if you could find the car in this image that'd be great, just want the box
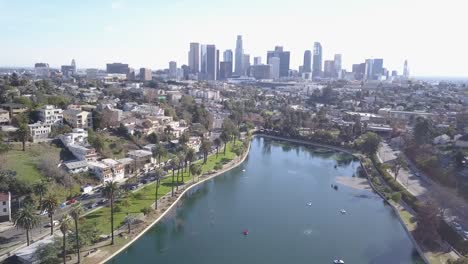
[44,220,60,227]
[141,179,148,184]
[453,222,463,231]
[97,199,108,205]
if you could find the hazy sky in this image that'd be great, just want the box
[0,0,467,77]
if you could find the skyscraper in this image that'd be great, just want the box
[365,59,373,80]
[235,35,244,76]
[139,68,152,81]
[303,50,312,73]
[219,61,233,80]
[372,59,384,79]
[106,63,129,74]
[200,45,207,78]
[254,57,262,65]
[269,57,280,80]
[324,60,335,78]
[403,60,410,79]
[223,50,233,62]
[312,42,322,79]
[267,46,290,77]
[169,61,177,79]
[206,45,217,80]
[188,43,200,73]
[243,54,250,76]
[334,54,342,78]
[71,59,76,74]
[216,49,220,80]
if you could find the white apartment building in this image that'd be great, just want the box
[63,109,93,129]
[38,105,63,125]
[88,159,125,183]
[59,128,98,161]
[0,192,11,222]
[28,122,52,143]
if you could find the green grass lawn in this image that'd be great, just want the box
[2,143,62,183]
[85,141,242,234]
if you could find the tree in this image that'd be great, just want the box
[177,152,185,187]
[185,148,196,176]
[151,144,167,166]
[103,181,119,245]
[125,214,136,234]
[154,169,164,210]
[391,153,408,181]
[190,163,202,182]
[220,131,230,155]
[41,194,59,236]
[170,157,179,196]
[16,123,29,151]
[358,132,381,156]
[413,117,433,145]
[214,138,222,157]
[36,243,60,264]
[13,204,40,246]
[88,131,104,153]
[69,203,84,263]
[33,181,48,208]
[200,139,211,164]
[146,132,159,144]
[179,132,189,146]
[414,201,441,246]
[60,215,72,264]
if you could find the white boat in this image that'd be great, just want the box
[306,202,312,206]
[340,209,346,214]
[242,169,246,172]
[334,260,345,264]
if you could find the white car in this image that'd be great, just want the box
[44,220,60,227]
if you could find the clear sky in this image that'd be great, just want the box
[0,0,466,77]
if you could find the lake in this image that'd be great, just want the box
[108,137,422,264]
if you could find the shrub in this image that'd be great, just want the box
[140,206,153,216]
[391,192,402,203]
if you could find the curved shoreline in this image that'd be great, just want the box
[99,140,252,264]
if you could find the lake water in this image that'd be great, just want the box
[108,137,422,264]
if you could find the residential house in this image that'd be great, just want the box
[63,109,93,129]
[0,109,10,124]
[99,104,122,127]
[88,159,124,183]
[127,149,154,169]
[0,192,11,222]
[63,160,89,174]
[37,105,63,125]
[0,103,28,119]
[59,128,98,161]
[28,122,52,143]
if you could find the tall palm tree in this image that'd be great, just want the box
[103,181,119,245]
[69,203,84,263]
[190,163,202,182]
[220,131,230,155]
[200,140,211,164]
[33,181,48,209]
[185,148,196,177]
[154,169,164,210]
[60,215,72,264]
[169,157,179,196]
[16,123,29,151]
[177,152,185,188]
[13,204,40,246]
[41,194,58,235]
[214,138,222,157]
[151,144,167,167]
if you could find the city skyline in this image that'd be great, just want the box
[0,0,466,77]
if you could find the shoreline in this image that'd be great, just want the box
[98,139,252,264]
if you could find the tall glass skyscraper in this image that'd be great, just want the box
[312,42,322,79]
[303,50,312,73]
[235,35,244,76]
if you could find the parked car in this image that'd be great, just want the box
[44,220,60,227]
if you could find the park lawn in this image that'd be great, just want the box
[3,143,61,183]
[85,141,243,234]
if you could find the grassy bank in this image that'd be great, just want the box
[85,141,241,234]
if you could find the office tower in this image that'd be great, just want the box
[181,65,190,80]
[266,46,290,77]
[223,50,233,62]
[200,45,207,78]
[106,63,130,74]
[334,54,342,78]
[365,59,373,80]
[219,61,233,80]
[391,70,398,77]
[206,45,217,80]
[243,54,250,76]
[169,61,177,79]
[372,59,384,79]
[139,68,152,81]
[312,42,322,79]
[235,35,244,75]
[303,50,312,73]
[269,57,280,79]
[254,57,262,65]
[352,63,366,80]
[127,68,136,80]
[34,63,50,77]
[71,59,76,73]
[216,49,220,80]
[188,43,200,73]
[251,64,271,80]
[324,60,335,78]
[403,60,409,79]
[86,68,98,79]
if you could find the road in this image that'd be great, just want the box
[378,142,468,228]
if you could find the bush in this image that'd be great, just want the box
[140,206,153,216]
[391,192,402,203]
[114,205,122,213]
[214,163,223,170]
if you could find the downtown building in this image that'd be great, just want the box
[235,35,244,76]
[139,68,152,81]
[312,42,322,79]
[188,42,200,73]
[106,63,130,74]
[266,46,290,78]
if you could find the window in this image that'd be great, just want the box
[2,201,5,205]
[2,208,6,212]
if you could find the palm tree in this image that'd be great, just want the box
[125,214,136,234]
[177,152,185,188]
[60,215,72,264]
[103,181,119,245]
[151,144,167,167]
[169,157,179,196]
[16,123,29,151]
[220,132,230,155]
[154,169,164,210]
[185,148,196,177]
[13,204,40,246]
[200,140,211,164]
[69,203,84,263]
[41,194,58,235]
[33,181,48,209]
[190,163,202,182]
[214,138,222,157]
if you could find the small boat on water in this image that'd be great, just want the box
[242,169,246,172]
[242,229,249,235]
[306,202,312,206]
[333,260,345,264]
[340,209,347,214]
